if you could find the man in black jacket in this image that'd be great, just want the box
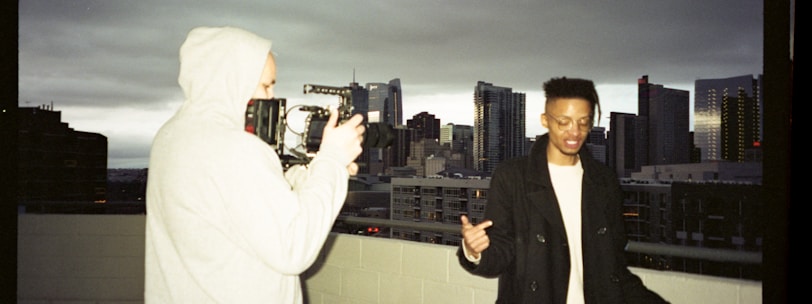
[458,77,668,304]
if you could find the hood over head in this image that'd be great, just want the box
[177,26,273,129]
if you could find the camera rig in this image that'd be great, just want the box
[245,84,394,169]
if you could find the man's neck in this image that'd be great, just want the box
[548,154,579,166]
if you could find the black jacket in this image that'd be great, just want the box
[458,134,668,304]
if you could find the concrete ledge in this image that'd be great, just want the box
[17,214,762,304]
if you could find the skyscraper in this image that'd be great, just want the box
[473,81,526,173]
[365,78,403,175]
[607,112,644,178]
[404,111,442,177]
[638,75,691,166]
[407,111,441,140]
[694,75,763,162]
[440,123,474,169]
[586,126,607,164]
[366,78,403,127]
[348,81,373,174]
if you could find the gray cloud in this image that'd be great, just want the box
[18,0,764,167]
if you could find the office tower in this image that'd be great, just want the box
[405,138,442,177]
[638,75,691,166]
[365,79,403,175]
[407,111,441,141]
[440,123,474,169]
[383,127,413,174]
[18,106,107,203]
[405,112,446,176]
[586,126,607,164]
[348,81,369,118]
[607,112,645,178]
[587,126,607,145]
[473,81,526,173]
[439,124,454,147]
[689,132,701,163]
[346,81,375,174]
[366,78,403,127]
[694,75,763,162]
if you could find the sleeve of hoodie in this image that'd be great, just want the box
[216,132,350,275]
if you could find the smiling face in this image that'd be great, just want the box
[541,97,593,166]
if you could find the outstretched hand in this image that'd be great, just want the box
[318,108,365,174]
[460,215,493,259]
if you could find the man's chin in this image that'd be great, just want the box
[562,145,583,155]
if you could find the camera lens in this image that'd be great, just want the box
[363,123,394,148]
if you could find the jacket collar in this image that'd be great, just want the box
[528,133,595,187]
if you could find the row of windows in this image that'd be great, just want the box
[392,186,487,199]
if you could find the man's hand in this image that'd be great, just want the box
[319,109,365,175]
[346,162,359,176]
[460,215,493,259]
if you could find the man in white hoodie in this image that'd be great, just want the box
[145,26,365,303]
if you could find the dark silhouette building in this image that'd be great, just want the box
[638,75,691,166]
[607,112,645,178]
[18,106,107,204]
[669,181,763,280]
[407,111,441,141]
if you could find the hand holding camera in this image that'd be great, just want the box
[319,108,365,168]
[245,83,394,169]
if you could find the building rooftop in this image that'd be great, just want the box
[17,213,766,303]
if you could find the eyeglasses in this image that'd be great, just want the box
[545,113,593,131]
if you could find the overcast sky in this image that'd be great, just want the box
[18,0,765,168]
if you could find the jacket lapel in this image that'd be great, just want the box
[526,134,568,240]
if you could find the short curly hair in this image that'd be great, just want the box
[543,77,602,126]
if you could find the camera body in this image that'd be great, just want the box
[245,84,394,168]
[244,97,286,152]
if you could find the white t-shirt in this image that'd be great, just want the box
[549,159,585,304]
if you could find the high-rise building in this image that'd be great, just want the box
[348,81,369,118]
[439,124,454,147]
[405,138,442,177]
[381,127,413,175]
[347,81,374,174]
[18,106,107,203]
[607,112,644,178]
[364,78,403,175]
[473,81,526,173]
[407,111,441,141]
[366,78,403,127]
[586,126,607,164]
[440,123,474,169]
[694,75,763,162]
[638,75,691,166]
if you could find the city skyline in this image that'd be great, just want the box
[18,1,764,168]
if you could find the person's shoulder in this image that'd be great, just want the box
[490,155,532,180]
[582,156,617,178]
[497,155,531,169]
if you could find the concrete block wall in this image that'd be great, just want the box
[303,233,764,304]
[17,214,762,304]
[303,234,498,303]
[17,214,146,304]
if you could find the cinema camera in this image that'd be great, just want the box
[245,84,395,168]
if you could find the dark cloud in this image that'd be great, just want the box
[18,0,764,167]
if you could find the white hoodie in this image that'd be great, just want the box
[145,26,350,303]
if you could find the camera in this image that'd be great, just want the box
[245,84,395,168]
